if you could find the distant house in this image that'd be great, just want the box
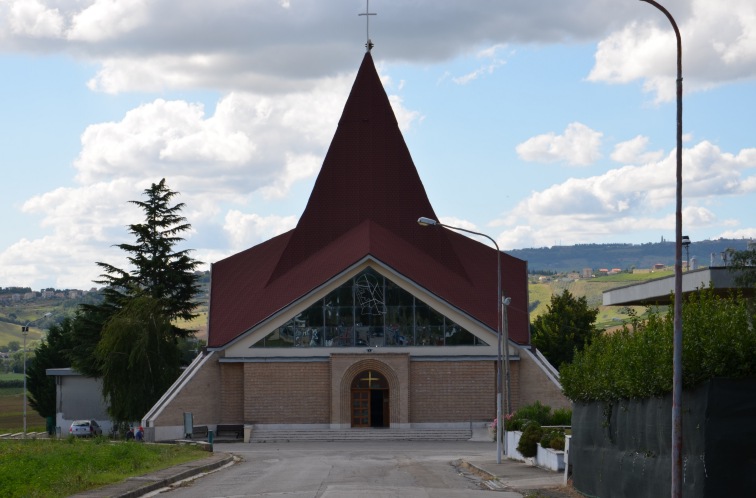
[653,263,666,270]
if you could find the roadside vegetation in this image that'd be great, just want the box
[0,438,208,498]
[561,288,756,402]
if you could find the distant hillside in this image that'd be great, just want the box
[505,238,753,273]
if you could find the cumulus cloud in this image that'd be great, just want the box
[0,63,422,288]
[516,122,603,166]
[496,141,756,249]
[611,136,664,164]
[223,211,297,252]
[67,0,148,42]
[2,1,752,98]
[8,0,63,38]
[589,0,756,102]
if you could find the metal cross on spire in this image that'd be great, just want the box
[359,0,376,52]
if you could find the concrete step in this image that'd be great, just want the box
[249,428,473,443]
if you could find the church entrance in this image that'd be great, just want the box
[351,370,389,428]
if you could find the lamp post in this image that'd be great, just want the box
[682,235,690,271]
[21,324,29,438]
[639,2,683,496]
[502,296,512,416]
[417,216,506,463]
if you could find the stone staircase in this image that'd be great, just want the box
[249,428,473,443]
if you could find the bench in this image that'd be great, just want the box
[216,424,244,440]
[191,425,209,439]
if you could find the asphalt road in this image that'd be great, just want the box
[151,440,516,497]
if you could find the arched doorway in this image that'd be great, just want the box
[351,370,389,428]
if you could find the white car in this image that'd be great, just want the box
[69,419,103,437]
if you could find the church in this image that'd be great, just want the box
[143,46,567,441]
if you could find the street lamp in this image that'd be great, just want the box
[502,296,512,416]
[21,324,29,438]
[417,216,507,463]
[682,235,690,271]
[639,2,684,496]
[21,313,51,438]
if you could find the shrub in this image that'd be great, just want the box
[549,434,566,451]
[561,288,756,403]
[551,408,572,426]
[517,421,543,457]
[504,401,572,431]
[539,428,565,450]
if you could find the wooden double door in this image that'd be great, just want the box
[351,370,389,428]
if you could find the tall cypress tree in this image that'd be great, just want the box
[71,179,203,422]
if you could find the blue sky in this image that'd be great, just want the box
[1,0,755,290]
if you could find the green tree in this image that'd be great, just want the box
[531,290,600,370]
[95,296,181,422]
[27,318,75,419]
[726,246,756,288]
[69,179,202,377]
[98,178,201,323]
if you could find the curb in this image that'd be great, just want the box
[69,452,236,498]
[459,460,497,481]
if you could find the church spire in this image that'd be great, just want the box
[268,52,467,282]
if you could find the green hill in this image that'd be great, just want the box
[507,237,751,273]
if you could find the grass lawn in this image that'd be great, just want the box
[0,438,209,498]
[0,377,47,433]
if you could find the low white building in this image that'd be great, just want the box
[46,368,112,436]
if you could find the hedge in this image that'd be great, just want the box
[561,288,756,403]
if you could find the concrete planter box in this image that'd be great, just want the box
[505,430,525,461]
[537,444,565,471]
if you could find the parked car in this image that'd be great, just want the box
[69,419,103,437]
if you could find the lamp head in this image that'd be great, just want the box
[681,235,691,246]
[417,217,438,227]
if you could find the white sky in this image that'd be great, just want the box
[1,0,755,290]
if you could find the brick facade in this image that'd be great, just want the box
[409,360,495,423]
[148,347,567,433]
[518,349,571,410]
[151,352,221,427]
[220,363,244,423]
[244,361,331,424]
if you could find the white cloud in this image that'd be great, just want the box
[9,0,64,38]
[496,140,756,248]
[223,210,297,252]
[516,122,603,166]
[0,59,424,288]
[611,135,664,164]
[589,0,756,102]
[67,0,148,42]
[452,44,508,85]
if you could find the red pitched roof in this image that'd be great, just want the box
[208,52,528,348]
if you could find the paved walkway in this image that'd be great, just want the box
[70,445,567,498]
